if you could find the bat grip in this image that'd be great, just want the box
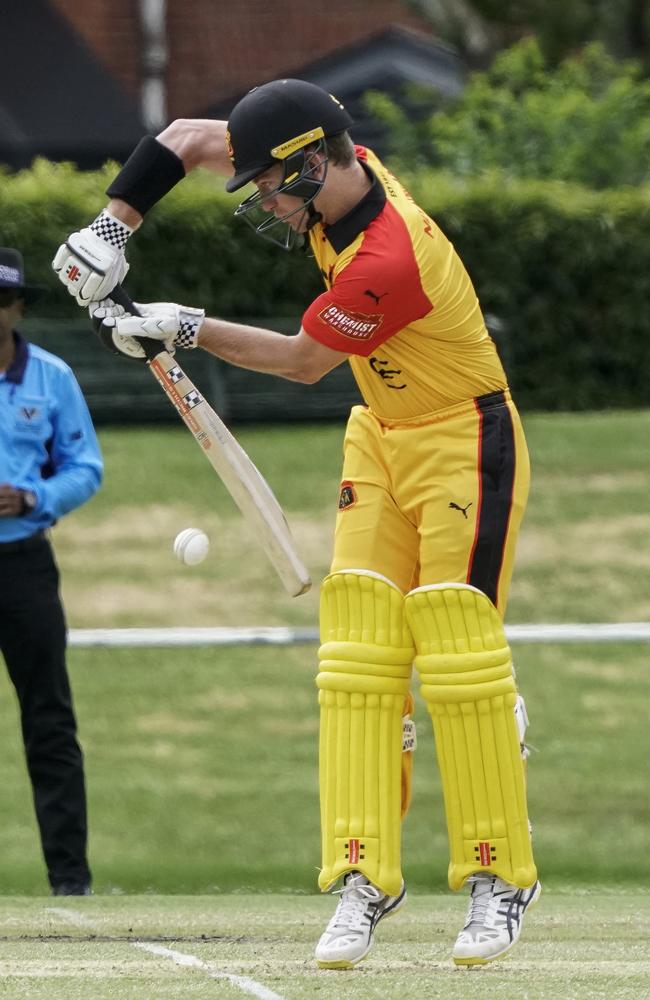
[109,284,163,362]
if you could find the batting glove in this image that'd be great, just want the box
[52,210,133,306]
[90,299,205,361]
[90,298,144,361]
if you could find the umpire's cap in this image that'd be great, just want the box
[0,248,44,303]
[225,79,353,193]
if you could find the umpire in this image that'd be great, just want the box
[0,247,103,895]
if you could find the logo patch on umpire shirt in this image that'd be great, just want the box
[318,304,382,341]
[339,481,357,510]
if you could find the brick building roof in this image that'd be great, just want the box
[49,0,442,119]
[3,1,460,167]
[0,0,144,168]
[203,26,464,153]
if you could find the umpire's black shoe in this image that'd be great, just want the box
[52,882,92,896]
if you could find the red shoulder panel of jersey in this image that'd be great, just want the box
[302,202,433,357]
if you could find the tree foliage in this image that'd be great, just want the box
[3,158,650,412]
[410,0,650,69]
[367,39,650,187]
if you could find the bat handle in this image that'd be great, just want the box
[109,284,163,362]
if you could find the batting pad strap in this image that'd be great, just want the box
[405,584,537,892]
[106,136,186,216]
[317,572,414,897]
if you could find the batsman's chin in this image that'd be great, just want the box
[275,210,308,234]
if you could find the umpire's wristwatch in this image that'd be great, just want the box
[20,490,37,516]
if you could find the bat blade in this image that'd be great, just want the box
[149,351,311,597]
[108,285,311,597]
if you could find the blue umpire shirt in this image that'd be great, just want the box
[0,331,103,542]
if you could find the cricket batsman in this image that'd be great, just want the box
[52,78,541,969]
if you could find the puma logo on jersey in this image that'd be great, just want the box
[364,288,389,306]
[449,501,472,519]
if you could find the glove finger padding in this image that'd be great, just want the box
[114,301,204,349]
[90,299,153,362]
[89,298,127,322]
[94,317,151,362]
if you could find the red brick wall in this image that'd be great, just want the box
[50,0,434,121]
[165,0,434,118]
[49,0,141,96]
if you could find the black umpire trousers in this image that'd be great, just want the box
[0,531,90,890]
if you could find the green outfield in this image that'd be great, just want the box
[0,892,646,1000]
[0,410,648,894]
[0,412,647,995]
[0,639,646,895]
[44,409,650,629]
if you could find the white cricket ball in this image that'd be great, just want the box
[173,528,210,566]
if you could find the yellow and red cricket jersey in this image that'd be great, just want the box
[302,148,529,608]
[302,146,508,420]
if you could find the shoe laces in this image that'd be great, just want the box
[329,873,384,932]
[464,873,497,927]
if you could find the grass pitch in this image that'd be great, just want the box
[0,891,646,1000]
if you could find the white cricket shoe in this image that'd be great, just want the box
[452,873,541,966]
[315,871,406,969]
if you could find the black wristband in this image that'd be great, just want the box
[106,136,186,215]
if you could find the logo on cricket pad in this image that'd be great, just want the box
[318,304,383,340]
[475,841,497,866]
[345,839,365,863]
[338,481,357,510]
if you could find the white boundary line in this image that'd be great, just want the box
[67,622,650,647]
[47,908,288,1000]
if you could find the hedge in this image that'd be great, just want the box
[1,159,649,415]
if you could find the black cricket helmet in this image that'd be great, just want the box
[225,79,353,248]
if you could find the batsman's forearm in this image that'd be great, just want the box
[156,119,234,175]
[197,318,317,382]
[104,120,232,228]
[106,199,143,229]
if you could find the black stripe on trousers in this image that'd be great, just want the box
[467,391,516,605]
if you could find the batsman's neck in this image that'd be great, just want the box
[317,160,372,226]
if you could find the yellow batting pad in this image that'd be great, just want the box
[318,571,414,896]
[405,584,537,891]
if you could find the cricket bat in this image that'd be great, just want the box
[109,285,311,598]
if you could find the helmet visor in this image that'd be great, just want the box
[232,140,328,249]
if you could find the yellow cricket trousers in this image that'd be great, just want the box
[331,390,530,613]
